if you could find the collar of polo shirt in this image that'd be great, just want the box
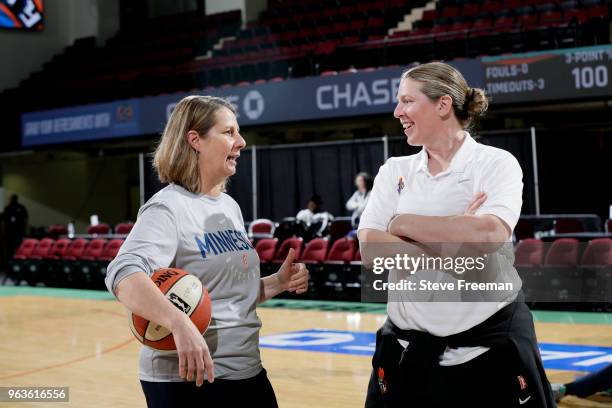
[417,132,477,176]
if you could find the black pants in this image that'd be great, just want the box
[141,368,278,408]
[566,363,612,398]
[366,340,539,408]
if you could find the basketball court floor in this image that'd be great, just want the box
[1,287,611,407]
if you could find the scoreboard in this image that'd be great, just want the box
[481,45,612,104]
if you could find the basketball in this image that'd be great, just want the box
[128,268,212,350]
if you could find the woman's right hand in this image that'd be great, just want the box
[170,314,214,386]
[464,192,487,215]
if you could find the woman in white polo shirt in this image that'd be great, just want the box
[359,62,555,407]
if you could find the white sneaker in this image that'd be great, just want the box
[551,383,566,401]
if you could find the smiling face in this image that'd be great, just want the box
[198,107,246,183]
[393,78,443,147]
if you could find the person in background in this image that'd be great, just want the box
[346,172,373,227]
[3,194,28,258]
[296,194,323,226]
[296,194,333,238]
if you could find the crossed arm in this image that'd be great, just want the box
[359,192,512,254]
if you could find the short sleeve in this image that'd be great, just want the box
[475,154,523,232]
[358,160,398,232]
[104,201,179,297]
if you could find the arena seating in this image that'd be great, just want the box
[4,213,610,307]
[580,238,612,266]
[544,238,581,266]
[87,223,112,235]
[300,238,330,264]
[1,0,610,114]
[114,222,134,235]
[255,238,279,263]
[6,237,125,289]
[3,10,242,112]
[516,237,611,307]
[248,218,276,240]
[514,238,545,266]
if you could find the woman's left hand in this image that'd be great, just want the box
[277,248,309,294]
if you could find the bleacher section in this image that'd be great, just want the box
[7,10,241,112]
[2,0,610,114]
[4,215,611,310]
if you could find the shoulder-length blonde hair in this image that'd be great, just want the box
[153,95,236,194]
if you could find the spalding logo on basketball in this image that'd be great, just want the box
[128,268,212,350]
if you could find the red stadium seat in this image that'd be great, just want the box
[48,224,68,238]
[273,237,304,263]
[462,3,481,16]
[442,6,460,18]
[115,222,134,234]
[586,5,609,20]
[30,238,55,260]
[248,219,276,239]
[255,238,279,262]
[494,16,517,31]
[421,10,438,21]
[518,14,539,28]
[580,239,612,266]
[540,11,563,26]
[326,237,357,264]
[300,238,329,264]
[563,9,588,23]
[87,223,111,235]
[472,18,494,33]
[503,0,524,10]
[544,238,580,266]
[321,70,338,76]
[62,239,88,260]
[12,239,39,260]
[98,239,124,261]
[482,0,503,13]
[514,238,545,266]
[45,238,72,260]
[79,239,107,261]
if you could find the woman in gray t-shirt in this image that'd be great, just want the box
[105,96,308,407]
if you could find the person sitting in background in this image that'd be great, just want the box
[345,172,373,227]
[296,194,333,238]
[296,194,323,226]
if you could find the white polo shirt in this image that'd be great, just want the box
[359,133,523,365]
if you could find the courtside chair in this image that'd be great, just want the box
[6,238,38,285]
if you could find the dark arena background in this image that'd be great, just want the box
[0,0,611,407]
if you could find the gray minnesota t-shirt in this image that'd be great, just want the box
[105,184,262,381]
